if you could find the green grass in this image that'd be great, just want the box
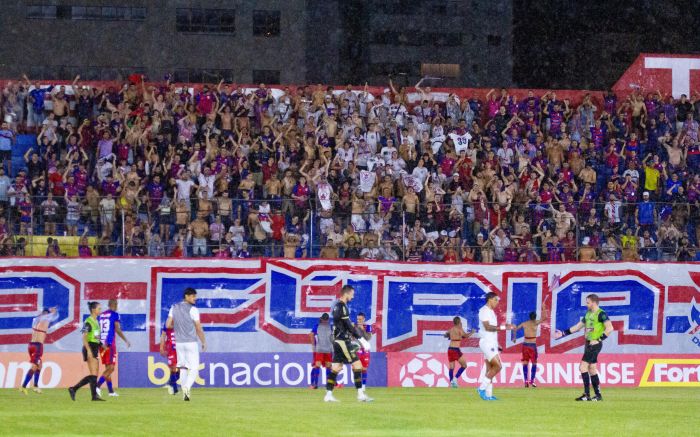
[1,387,699,436]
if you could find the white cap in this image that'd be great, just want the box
[582,237,590,245]
[643,191,650,196]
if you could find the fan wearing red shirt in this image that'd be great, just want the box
[270,209,286,257]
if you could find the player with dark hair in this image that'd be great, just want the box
[309,312,332,389]
[444,316,475,388]
[166,287,206,401]
[19,307,58,394]
[355,312,372,390]
[477,292,515,401]
[69,301,104,401]
[160,323,179,395]
[556,293,614,401]
[514,304,548,387]
[96,299,131,397]
[324,285,373,403]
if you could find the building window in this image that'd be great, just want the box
[253,10,280,37]
[487,35,502,47]
[252,70,280,85]
[176,8,235,34]
[369,62,415,76]
[26,5,56,19]
[421,63,460,78]
[27,5,146,21]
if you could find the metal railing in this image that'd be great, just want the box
[0,194,696,262]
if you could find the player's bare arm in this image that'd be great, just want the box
[115,321,131,348]
[554,320,584,339]
[194,320,206,351]
[159,332,167,357]
[482,319,516,332]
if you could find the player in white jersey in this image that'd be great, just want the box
[477,292,515,401]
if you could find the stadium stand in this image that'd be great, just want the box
[1,76,699,261]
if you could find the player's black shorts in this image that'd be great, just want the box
[581,341,603,364]
[332,339,359,364]
[82,343,100,362]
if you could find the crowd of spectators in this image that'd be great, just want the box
[0,73,699,261]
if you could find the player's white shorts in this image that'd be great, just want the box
[176,342,200,371]
[479,339,499,362]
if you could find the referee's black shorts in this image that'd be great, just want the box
[332,339,359,364]
[581,341,603,364]
[82,343,100,362]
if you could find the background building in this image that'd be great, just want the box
[0,0,512,87]
[1,1,698,89]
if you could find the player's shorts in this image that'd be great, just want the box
[175,341,200,371]
[28,342,43,365]
[82,343,100,362]
[357,349,370,368]
[447,347,463,362]
[100,344,117,366]
[332,339,359,364]
[582,341,603,364]
[521,342,538,363]
[479,339,500,362]
[313,352,332,366]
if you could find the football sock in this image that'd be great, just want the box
[361,371,368,386]
[455,367,465,379]
[22,370,34,388]
[582,372,591,396]
[33,370,40,387]
[449,368,454,381]
[169,371,179,390]
[185,367,197,390]
[89,375,98,399]
[591,374,601,395]
[326,370,339,391]
[479,377,491,391]
[97,376,105,388]
[74,375,91,390]
[311,367,320,386]
[179,369,189,390]
[106,378,113,393]
[522,364,529,381]
[353,369,362,389]
[530,364,537,383]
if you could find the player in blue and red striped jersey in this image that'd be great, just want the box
[160,323,179,395]
[19,308,58,394]
[96,299,130,397]
[355,313,372,390]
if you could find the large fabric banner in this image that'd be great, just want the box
[0,258,699,356]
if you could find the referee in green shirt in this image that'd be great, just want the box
[555,294,614,401]
[69,301,104,401]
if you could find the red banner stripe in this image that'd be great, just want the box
[0,293,38,306]
[84,282,147,300]
[668,286,700,303]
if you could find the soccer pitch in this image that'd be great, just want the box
[1,387,698,436]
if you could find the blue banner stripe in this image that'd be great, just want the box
[310,275,337,281]
[665,316,691,333]
[82,314,146,331]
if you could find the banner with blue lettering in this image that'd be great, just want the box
[0,259,699,355]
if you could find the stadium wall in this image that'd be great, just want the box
[0,258,699,388]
